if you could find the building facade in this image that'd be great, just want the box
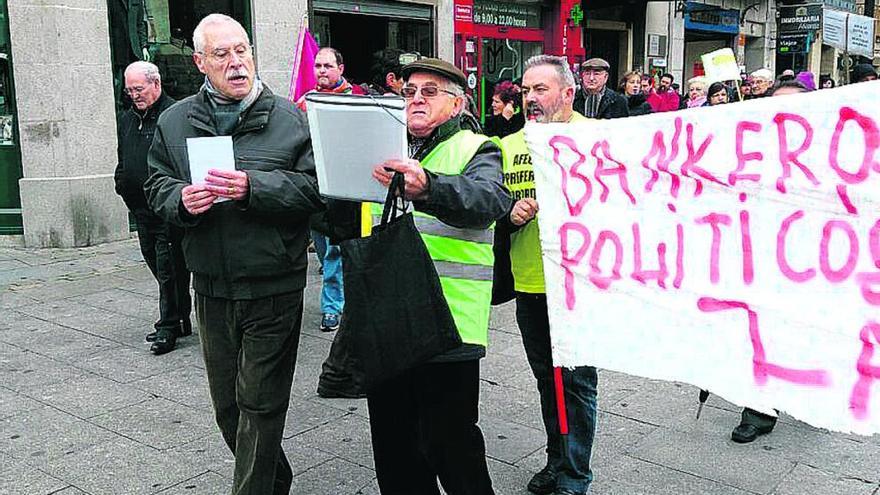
[1,0,452,247]
[0,0,876,246]
[644,0,777,86]
[775,0,879,85]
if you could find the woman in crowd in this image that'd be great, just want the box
[685,76,707,108]
[819,75,836,89]
[705,82,729,106]
[483,80,524,138]
[618,71,652,116]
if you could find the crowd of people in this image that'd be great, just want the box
[483,59,879,139]
[112,12,879,495]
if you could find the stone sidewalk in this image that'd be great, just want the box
[1,239,879,495]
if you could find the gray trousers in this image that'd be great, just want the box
[196,291,303,495]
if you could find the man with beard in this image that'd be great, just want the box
[498,54,598,495]
[114,61,191,355]
[647,72,680,112]
[144,14,323,494]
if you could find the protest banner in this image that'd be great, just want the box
[524,81,880,435]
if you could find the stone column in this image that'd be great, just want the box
[10,0,128,247]
[251,0,309,98]
[436,0,454,62]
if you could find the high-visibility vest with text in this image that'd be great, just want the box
[368,130,496,347]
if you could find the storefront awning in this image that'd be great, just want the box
[312,0,433,20]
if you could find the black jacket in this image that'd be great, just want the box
[144,86,323,300]
[484,112,525,138]
[626,93,653,116]
[573,87,629,119]
[115,93,176,210]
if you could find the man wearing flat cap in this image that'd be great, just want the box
[574,57,628,119]
[353,57,511,494]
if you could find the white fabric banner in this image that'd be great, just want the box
[524,81,880,435]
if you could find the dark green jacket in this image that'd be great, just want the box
[144,86,323,299]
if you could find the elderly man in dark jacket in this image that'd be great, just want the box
[114,61,190,355]
[573,58,629,119]
[144,14,323,495]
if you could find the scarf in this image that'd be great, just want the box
[317,77,354,94]
[203,76,263,135]
[687,96,706,108]
[584,86,606,118]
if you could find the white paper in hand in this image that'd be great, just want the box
[186,136,236,203]
[305,93,407,203]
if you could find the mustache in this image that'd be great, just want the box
[526,102,543,114]
[227,69,249,79]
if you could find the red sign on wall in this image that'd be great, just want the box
[455,3,473,23]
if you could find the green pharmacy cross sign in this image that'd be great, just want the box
[570,4,583,26]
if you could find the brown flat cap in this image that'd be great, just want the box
[581,58,610,71]
[401,58,467,89]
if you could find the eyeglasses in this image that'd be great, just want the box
[203,44,253,63]
[581,69,607,78]
[124,85,148,97]
[401,85,458,99]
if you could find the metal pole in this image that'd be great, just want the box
[861,0,875,64]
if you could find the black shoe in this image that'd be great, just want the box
[317,385,366,399]
[553,490,582,495]
[528,465,557,495]
[145,331,158,343]
[150,333,177,355]
[180,318,192,337]
[731,423,774,443]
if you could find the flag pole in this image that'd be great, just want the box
[288,13,310,102]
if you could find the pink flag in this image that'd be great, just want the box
[288,27,319,103]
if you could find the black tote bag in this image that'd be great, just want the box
[339,173,462,391]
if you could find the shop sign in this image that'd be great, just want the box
[684,2,740,35]
[777,32,812,54]
[472,0,541,29]
[778,4,822,33]
[455,4,473,23]
[823,0,856,14]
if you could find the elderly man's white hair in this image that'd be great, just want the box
[750,68,773,81]
[193,13,249,53]
[124,61,161,83]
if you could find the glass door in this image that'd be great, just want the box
[479,38,542,121]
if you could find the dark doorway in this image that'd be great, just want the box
[313,12,433,86]
[583,29,622,84]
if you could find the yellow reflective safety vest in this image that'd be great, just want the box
[501,111,588,294]
[367,130,496,347]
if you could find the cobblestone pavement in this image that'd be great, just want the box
[1,239,879,495]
